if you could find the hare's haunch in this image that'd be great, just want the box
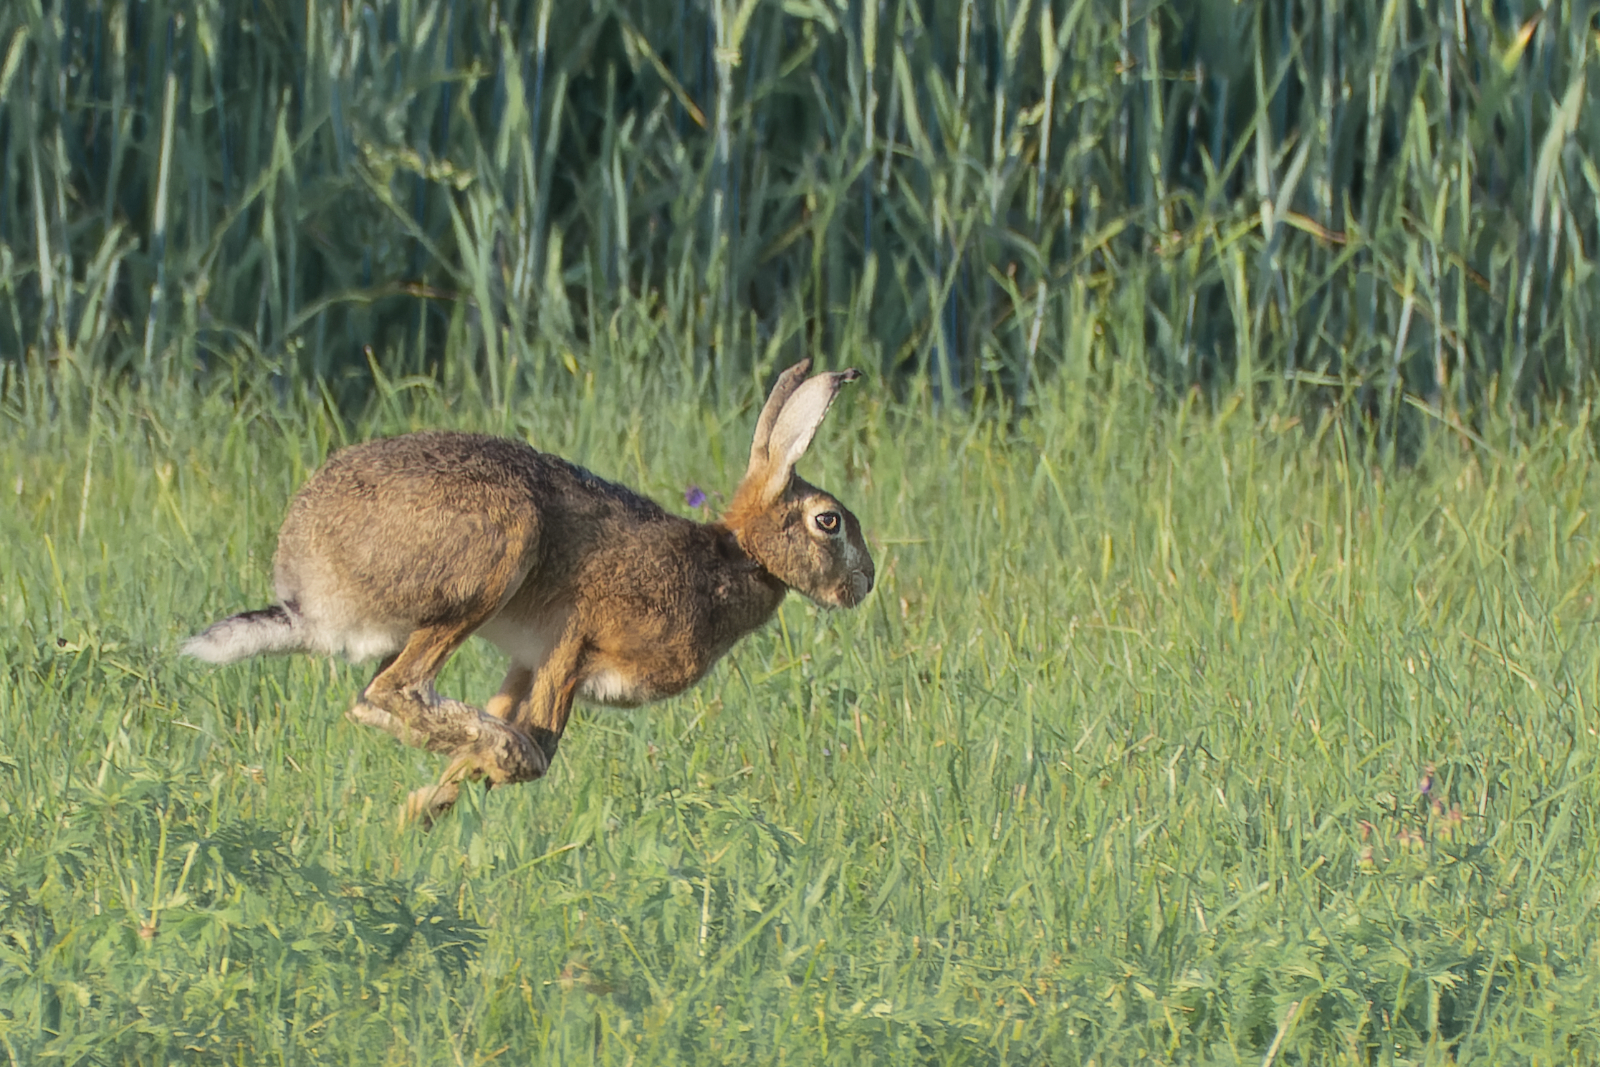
[183,361,873,825]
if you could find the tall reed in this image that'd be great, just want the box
[1,0,1595,421]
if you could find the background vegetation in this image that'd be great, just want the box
[4,0,1600,415]
[6,0,1600,1062]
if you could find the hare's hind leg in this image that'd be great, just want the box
[399,662,545,826]
[350,622,546,825]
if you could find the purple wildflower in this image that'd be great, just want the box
[685,485,707,509]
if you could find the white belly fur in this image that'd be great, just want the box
[579,667,653,706]
[298,609,409,662]
[322,625,409,662]
[476,611,564,669]
[477,609,654,707]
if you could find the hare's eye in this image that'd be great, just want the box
[814,511,841,535]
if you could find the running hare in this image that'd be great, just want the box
[183,360,873,823]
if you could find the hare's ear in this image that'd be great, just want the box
[744,366,861,505]
[745,359,813,481]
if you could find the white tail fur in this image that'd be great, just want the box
[181,605,306,664]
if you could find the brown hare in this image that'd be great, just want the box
[183,360,874,823]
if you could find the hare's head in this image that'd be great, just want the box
[723,360,874,609]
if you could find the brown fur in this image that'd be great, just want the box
[182,360,873,824]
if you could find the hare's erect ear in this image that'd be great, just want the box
[745,359,812,481]
[746,366,861,505]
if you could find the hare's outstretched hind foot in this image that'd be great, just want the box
[349,623,548,826]
[348,701,430,748]
[350,698,546,828]
[350,698,545,777]
[400,735,544,828]
[349,690,547,828]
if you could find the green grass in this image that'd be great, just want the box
[4,362,1600,1063]
[7,1,1600,1062]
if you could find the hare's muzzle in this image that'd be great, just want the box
[837,560,874,608]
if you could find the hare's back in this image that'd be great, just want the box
[271,432,651,657]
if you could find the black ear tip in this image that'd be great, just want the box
[839,368,862,384]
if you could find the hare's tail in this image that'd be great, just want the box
[182,604,307,663]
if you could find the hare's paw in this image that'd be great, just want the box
[348,699,400,732]
[417,698,537,769]
[402,782,462,829]
[457,714,547,785]
[399,723,544,828]
[359,694,491,755]
[348,701,430,748]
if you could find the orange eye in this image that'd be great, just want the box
[814,511,841,534]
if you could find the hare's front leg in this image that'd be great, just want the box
[507,635,586,765]
[485,664,536,722]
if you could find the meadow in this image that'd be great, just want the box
[4,361,1600,1064]
[6,0,1600,1061]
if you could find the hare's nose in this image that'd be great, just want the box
[853,569,874,600]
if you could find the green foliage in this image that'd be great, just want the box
[0,756,485,1061]
[3,0,1599,414]
[4,369,1600,1062]
[4,0,1600,1060]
